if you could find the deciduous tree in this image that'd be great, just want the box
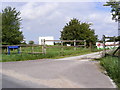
[60,18,98,46]
[2,6,24,45]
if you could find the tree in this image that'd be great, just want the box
[104,0,120,21]
[2,6,24,45]
[29,40,34,45]
[104,0,120,40]
[60,18,98,46]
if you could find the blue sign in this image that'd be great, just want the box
[8,46,20,55]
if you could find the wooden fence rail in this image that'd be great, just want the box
[41,39,86,54]
[2,39,86,55]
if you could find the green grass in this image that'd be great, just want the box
[2,46,99,62]
[99,56,120,88]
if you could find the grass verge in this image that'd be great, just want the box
[99,56,120,88]
[2,47,100,62]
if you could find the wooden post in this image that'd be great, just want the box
[103,35,106,56]
[43,39,46,54]
[20,46,22,53]
[7,47,8,54]
[44,39,46,54]
[39,45,41,53]
[84,40,86,48]
[41,39,44,54]
[41,39,46,54]
[114,36,116,48]
[74,40,76,50]
[61,41,63,52]
[89,42,92,52]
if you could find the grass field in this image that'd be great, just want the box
[99,56,120,88]
[2,46,99,62]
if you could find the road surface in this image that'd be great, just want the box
[0,52,116,88]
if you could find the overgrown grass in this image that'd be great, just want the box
[99,56,120,88]
[2,46,98,62]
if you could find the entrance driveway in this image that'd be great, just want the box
[1,52,116,88]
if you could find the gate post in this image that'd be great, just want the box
[102,35,106,56]
[113,36,116,48]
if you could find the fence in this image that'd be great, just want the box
[41,39,86,54]
[2,45,44,55]
[2,39,86,55]
[102,35,120,57]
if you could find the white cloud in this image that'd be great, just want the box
[26,27,31,30]
[47,11,62,20]
[2,2,118,43]
[104,15,115,24]
[21,2,58,20]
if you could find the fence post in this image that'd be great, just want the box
[89,42,92,52]
[41,39,44,54]
[61,40,63,52]
[114,36,116,48]
[74,40,76,50]
[20,46,22,53]
[102,35,106,56]
[41,39,46,54]
[41,39,43,53]
[84,40,86,48]
[43,39,46,54]
[7,47,8,54]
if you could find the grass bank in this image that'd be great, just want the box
[99,56,120,88]
[2,47,99,62]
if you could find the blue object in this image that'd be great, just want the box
[8,46,20,55]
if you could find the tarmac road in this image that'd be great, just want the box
[2,74,48,88]
[0,52,116,88]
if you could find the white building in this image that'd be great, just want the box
[39,36,54,45]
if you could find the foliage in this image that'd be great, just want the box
[29,40,34,45]
[100,56,120,88]
[104,0,120,22]
[2,6,24,45]
[106,36,116,42]
[60,18,98,46]
[115,36,120,41]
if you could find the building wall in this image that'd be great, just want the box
[39,36,54,45]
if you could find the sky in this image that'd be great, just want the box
[1,0,118,44]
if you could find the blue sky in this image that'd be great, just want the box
[1,0,118,44]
